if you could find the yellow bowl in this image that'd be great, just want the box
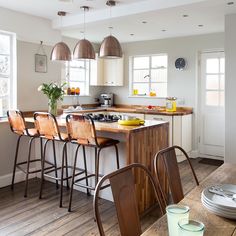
[118,119,145,126]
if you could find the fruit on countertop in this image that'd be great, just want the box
[149,91,156,96]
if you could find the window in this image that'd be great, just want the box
[205,56,225,106]
[65,60,90,96]
[130,54,168,97]
[0,31,16,117]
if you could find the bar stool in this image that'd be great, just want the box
[7,110,55,197]
[66,114,120,212]
[34,112,72,207]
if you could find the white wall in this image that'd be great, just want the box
[103,33,224,108]
[0,7,103,183]
[17,40,61,111]
[102,33,224,153]
[0,7,61,45]
[225,14,236,163]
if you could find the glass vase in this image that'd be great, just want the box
[48,99,57,116]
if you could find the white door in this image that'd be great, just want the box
[199,52,225,157]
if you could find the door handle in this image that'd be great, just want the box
[153,117,164,121]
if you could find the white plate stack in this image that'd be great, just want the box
[201,184,236,219]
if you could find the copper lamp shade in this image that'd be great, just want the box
[99,35,122,58]
[50,42,71,61]
[73,39,95,60]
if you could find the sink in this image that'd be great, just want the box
[63,106,101,113]
[81,107,100,110]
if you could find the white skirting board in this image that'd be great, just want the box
[0,168,37,188]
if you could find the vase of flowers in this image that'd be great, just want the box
[38,82,66,116]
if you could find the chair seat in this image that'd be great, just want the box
[60,132,69,141]
[25,128,38,137]
[71,136,119,147]
[42,132,69,141]
[14,128,39,137]
[96,137,119,147]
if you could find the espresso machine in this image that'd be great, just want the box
[100,93,114,107]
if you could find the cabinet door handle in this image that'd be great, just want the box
[153,117,164,121]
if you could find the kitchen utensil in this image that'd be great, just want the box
[208,186,236,201]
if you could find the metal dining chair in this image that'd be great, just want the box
[93,163,165,236]
[154,145,199,205]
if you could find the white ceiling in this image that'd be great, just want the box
[0,0,235,43]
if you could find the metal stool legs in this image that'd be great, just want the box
[24,137,37,197]
[68,144,80,212]
[39,139,50,199]
[40,139,69,208]
[95,144,120,186]
[11,135,23,190]
[11,135,42,198]
[52,140,59,189]
[68,145,89,212]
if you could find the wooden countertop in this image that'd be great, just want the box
[25,117,168,134]
[63,105,193,116]
[141,163,236,236]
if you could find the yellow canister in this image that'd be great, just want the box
[166,97,177,112]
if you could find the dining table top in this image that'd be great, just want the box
[141,163,236,236]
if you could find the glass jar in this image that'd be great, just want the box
[166,97,177,112]
[75,87,80,95]
[70,87,75,95]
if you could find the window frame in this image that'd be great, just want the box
[64,59,90,96]
[129,53,168,98]
[0,30,16,118]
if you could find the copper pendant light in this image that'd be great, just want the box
[73,6,95,60]
[99,0,122,58]
[51,11,71,61]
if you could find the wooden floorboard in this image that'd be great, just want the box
[0,157,221,236]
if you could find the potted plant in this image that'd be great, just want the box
[38,82,66,116]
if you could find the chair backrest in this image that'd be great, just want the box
[93,163,165,236]
[34,112,62,140]
[7,110,27,135]
[66,114,97,145]
[154,145,199,205]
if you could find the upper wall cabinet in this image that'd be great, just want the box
[90,55,124,86]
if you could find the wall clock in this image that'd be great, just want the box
[175,58,186,70]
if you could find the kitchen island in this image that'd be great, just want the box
[26,117,169,213]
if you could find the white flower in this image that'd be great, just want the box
[38,85,43,91]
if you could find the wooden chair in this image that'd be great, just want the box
[66,114,120,212]
[34,112,74,207]
[93,163,165,236]
[7,110,50,197]
[154,145,199,205]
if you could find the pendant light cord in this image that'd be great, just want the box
[36,41,46,55]
[109,3,112,35]
[83,8,86,39]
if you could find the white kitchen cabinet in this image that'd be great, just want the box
[173,114,192,154]
[145,114,192,161]
[90,55,124,86]
[90,55,104,86]
[145,114,173,146]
